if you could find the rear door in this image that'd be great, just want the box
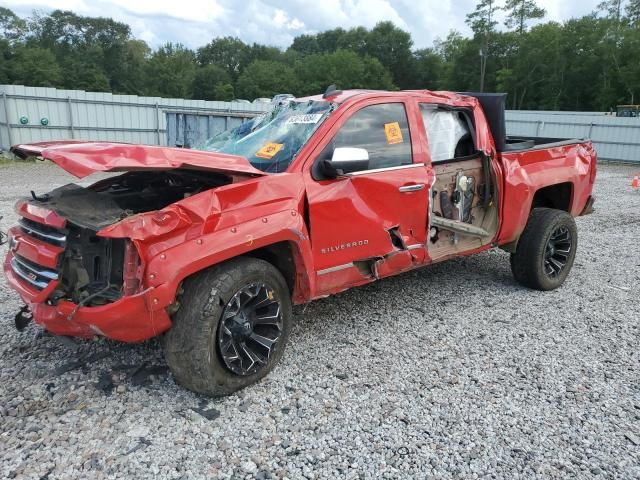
[303,100,433,294]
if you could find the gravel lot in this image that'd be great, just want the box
[0,161,639,479]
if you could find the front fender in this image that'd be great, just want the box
[143,208,316,308]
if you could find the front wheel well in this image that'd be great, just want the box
[243,242,297,294]
[531,182,573,212]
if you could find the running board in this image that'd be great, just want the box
[431,216,490,238]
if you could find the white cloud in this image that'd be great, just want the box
[4,0,606,50]
[272,9,305,30]
[109,0,225,23]
[4,0,88,10]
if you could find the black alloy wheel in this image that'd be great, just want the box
[510,208,578,291]
[217,282,283,376]
[543,225,572,278]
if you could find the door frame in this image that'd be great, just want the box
[299,96,437,293]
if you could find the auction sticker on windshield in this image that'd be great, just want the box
[285,114,323,124]
[255,142,284,159]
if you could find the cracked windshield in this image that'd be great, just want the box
[200,100,335,173]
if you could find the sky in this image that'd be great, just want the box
[3,0,603,50]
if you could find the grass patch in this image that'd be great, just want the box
[0,151,37,167]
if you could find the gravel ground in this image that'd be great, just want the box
[0,161,639,479]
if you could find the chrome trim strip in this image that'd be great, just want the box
[317,263,354,275]
[347,163,425,176]
[18,219,66,244]
[13,255,58,280]
[10,257,50,289]
[406,244,424,250]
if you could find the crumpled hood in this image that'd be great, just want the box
[10,141,267,179]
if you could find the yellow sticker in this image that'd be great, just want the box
[255,142,284,159]
[384,122,403,145]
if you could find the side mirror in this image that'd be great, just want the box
[322,147,369,178]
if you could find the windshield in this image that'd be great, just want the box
[200,100,335,173]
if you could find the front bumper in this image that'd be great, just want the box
[3,251,172,342]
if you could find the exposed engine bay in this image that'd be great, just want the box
[36,170,231,230]
[21,170,231,306]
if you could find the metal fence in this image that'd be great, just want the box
[1,85,639,163]
[0,85,269,150]
[506,110,640,163]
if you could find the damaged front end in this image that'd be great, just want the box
[4,169,232,341]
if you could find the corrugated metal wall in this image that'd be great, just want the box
[506,110,640,163]
[2,85,639,163]
[166,112,248,148]
[0,85,269,150]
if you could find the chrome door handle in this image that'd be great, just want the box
[399,184,425,193]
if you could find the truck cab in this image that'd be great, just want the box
[4,89,597,396]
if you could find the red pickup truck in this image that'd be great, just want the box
[4,89,596,395]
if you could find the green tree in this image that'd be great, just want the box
[337,26,369,56]
[145,43,196,98]
[192,64,232,100]
[618,26,640,103]
[295,49,394,95]
[413,48,445,89]
[235,60,298,99]
[316,28,346,53]
[289,34,320,56]
[116,39,150,95]
[365,22,414,88]
[0,7,26,41]
[8,45,62,87]
[598,0,625,22]
[27,10,133,92]
[627,0,640,24]
[433,31,473,90]
[197,37,248,80]
[214,83,235,101]
[244,43,284,65]
[61,45,111,91]
[466,0,502,91]
[504,0,546,34]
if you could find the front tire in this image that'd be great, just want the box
[164,257,292,396]
[510,208,578,291]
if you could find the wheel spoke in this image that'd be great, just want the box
[221,338,240,361]
[255,305,281,325]
[549,257,564,274]
[544,261,555,277]
[241,343,264,369]
[249,332,277,352]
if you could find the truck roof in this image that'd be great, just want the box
[297,89,469,105]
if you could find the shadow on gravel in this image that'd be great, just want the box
[292,249,515,331]
[5,248,514,400]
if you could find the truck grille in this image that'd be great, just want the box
[10,254,59,290]
[10,216,66,291]
[18,217,67,247]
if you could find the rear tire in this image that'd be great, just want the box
[510,208,578,291]
[164,257,292,396]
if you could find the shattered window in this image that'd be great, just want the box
[200,100,334,173]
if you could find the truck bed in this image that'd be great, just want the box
[503,136,586,152]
